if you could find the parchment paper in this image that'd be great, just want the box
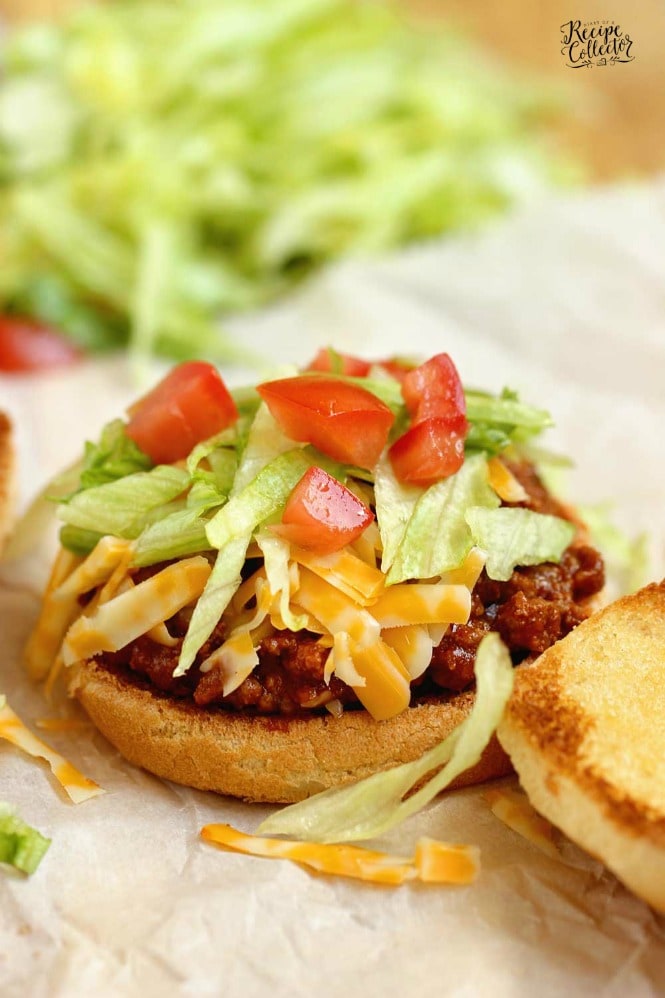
[1,180,664,998]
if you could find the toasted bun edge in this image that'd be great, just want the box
[499,719,665,913]
[499,580,665,913]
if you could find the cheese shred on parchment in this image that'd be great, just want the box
[201,823,480,886]
[485,787,558,857]
[0,695,103,803]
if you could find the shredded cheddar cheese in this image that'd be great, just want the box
[381,625,434,680]
[290,545,385,604]
[441,547,486,590]
[35,717,92,733]
[348,638,411,720]
[487,457,529,504]
[24,548,85,680]
[485,787,558,857]
[295,567,381,649]
[61,556,211,665]
[414,837,481,884]
[326,632,367,688]
[54,536,134,600]
[0,698,103,803]
[200,631,259,695]
[370,583,471,628]
[201,823,480,886]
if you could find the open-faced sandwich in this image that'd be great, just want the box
[24,349,605,802]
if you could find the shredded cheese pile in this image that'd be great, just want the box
[25,522,490,721]
[201,823,480,886]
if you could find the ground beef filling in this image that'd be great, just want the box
[95,461,605,715]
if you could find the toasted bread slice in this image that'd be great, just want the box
[0,412,16,552]
[498,580,665,913]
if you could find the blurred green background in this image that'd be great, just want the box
[0,0,662,367]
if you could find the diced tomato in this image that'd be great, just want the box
[256,375,394,468]
[0,315,81,373]
[401,353,466,423]
[389,416,467,486]
[376,358,414,384]
[305,348,371,377]
[305,348,414,384]
[126,361,238,464]
[272,466,374,553]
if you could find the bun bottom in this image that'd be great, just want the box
[69,660,512,803]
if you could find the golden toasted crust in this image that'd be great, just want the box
[498,580,665,913]
[0,412,16,552]
[69,660,511,803]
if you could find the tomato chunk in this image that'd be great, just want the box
[272,466,374,553]
[257,375,394,468]
[126,361,238,464]
[305,348,414,384]
[389,416,467,486]
[305,349,371,377]
[0,315,81,373]
[401,353,466,423]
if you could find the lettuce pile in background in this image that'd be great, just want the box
[0,0,573,365]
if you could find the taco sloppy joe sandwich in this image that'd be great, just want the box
[24,349,604,802]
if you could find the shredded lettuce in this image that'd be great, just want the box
[0,802,50,875]
[133,509,212,567]
[259,632,514,843]
[0,0,573,362]
[175,534,249,678]
[77,419,152,491]
[465,506,576,581]
[257,531,310,632]
[465,390,553,456]
[373,452,424,574]
[383,453,499,584]
[58,465,190,539]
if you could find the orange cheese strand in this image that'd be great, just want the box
[201,824,480,886]
[0,700,103,803]
[487,457,529,504]
[414,837,480,884]
[485,787,558,857]
[441,547,486,590]
[61,555,211,665]
[295,567,380,647]
[349,638,411,721]
[35,717,92,733]
[24,548,84,680]
[290,546,385,604]
[370,583,471,628]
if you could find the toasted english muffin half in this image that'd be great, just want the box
[498,580,665,913]
[69,658,512,803]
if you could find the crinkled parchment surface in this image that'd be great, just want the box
[1,182,664,998]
